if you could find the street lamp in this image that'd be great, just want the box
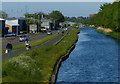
[38,14,40,32]
[54,19,56,30]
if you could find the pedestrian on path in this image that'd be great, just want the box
[57,29,60,34]
[6,41,13,57]
[62,28,64,36]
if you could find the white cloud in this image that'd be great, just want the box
[2,0,115,2]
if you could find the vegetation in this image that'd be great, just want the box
[85,1,120,40]
[65,16,86,23]
[64,1,120,40]
[48,10,65,29]
[24,12,45,26]
[96,29,120,40]
[24,10,65,31]
[82,1,120,32]
[24,12,45,32]
[65,1,120,32]
[2,27,80,83]
[0,10,8,19]
[108,32,120,40]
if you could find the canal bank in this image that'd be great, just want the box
[56,27,119,83]
[87,26,120,40]
[96,27,120,40]
[50,30,80,84]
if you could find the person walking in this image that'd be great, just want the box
[57,29,60,34]
[6,41,13,57]
[62,28,64,36]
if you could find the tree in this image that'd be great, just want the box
[0,10,8,19]
[48,11,64,28]
[24,13,41,32]
[33,12,46,20]
[80,1,120,32]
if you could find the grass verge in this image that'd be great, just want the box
[2,27,80,83]
[1,33,58,54]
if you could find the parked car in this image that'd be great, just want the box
[47,31,52,35]
[19,35,29,42]
[4,33,16,37]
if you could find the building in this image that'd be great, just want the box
[5,18,26,34]
[89,14,96,17]
[41,18,53,31]
[0,18,9,37]
[5,18,20,35]
[18,18,26,31]
[29,24,37,33]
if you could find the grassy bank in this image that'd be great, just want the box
[2,27,80,83]
[86,26,120,40]
[1,33,58,54]
[96,29,120,40]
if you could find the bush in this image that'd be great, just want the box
[3,55,42,82]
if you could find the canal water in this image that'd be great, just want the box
[56,27,120,83]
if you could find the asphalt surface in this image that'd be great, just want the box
[2,30,57,50]
[2,31,66,61]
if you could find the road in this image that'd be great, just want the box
[2,30,68,61]
[2,30,57,50]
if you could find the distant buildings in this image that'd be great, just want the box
[41,17,53,31]
[89,14,96,17]
[18,18,26,31]
[0,16,55,37]
[0,18,9,37]
[29,24,37,33]
[5,18,26,35]
[5,18,20,35]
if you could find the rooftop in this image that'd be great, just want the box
[6,19,19,26]
[5,17,25,20]
[5,18,18,20]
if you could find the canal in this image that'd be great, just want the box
[56,27,120,83]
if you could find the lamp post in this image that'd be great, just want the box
[16,9,19,36]
[38,14,40,32]
[54,19,56,30]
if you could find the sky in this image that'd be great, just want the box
[2,2,114,18]
[1,0,115,2]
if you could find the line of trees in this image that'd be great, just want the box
[64,1,120,32]
[24,12,45,28]
[65,16,87,23]
[48,11,64,28]
[82,1,120,32]
[24,11,65,29]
